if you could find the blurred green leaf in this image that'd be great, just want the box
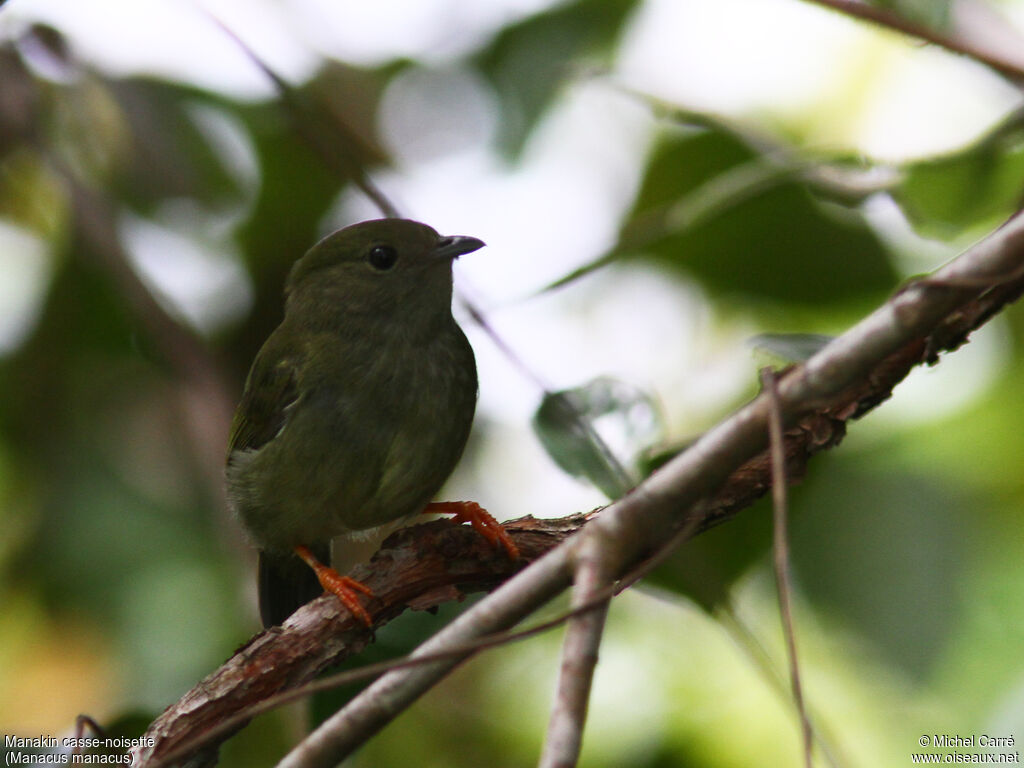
[895,110,1024,239]
[473,0,638,157]
[613,127,898,305]
[646,495,775,611]
[104,79,246,211]
[1,255,137,449]
[790,454,968,678]
[0,151,68,238]
[532,377,661,499]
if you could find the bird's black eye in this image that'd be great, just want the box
[367,244,398,271]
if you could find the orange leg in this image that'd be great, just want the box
[294,545,374,627]
[426,501,520,560]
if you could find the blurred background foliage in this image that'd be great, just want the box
[1,0,1024,766]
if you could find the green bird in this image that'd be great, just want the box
[226,218,517,628]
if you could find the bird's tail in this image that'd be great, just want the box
[258,543,329,628]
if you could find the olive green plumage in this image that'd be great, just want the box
[226,218,483,626]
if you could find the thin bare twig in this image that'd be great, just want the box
[761,367,813,768]
[201,11,399,219]
[801,0,1024,83]
[71,716,106,758]
[538,535,613,768]
[713,604,846,768]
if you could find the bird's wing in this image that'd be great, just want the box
[227,342,300,456]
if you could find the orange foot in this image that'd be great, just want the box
[294,544,374,627]
[426,501,520,561]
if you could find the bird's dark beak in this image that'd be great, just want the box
[435,235,485,261]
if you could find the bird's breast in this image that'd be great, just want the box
[233,319,477,547]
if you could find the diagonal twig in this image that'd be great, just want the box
[802,0,1024,83]
[201,11,399,219]
[762,367,813,768]
[537,533,613,768]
